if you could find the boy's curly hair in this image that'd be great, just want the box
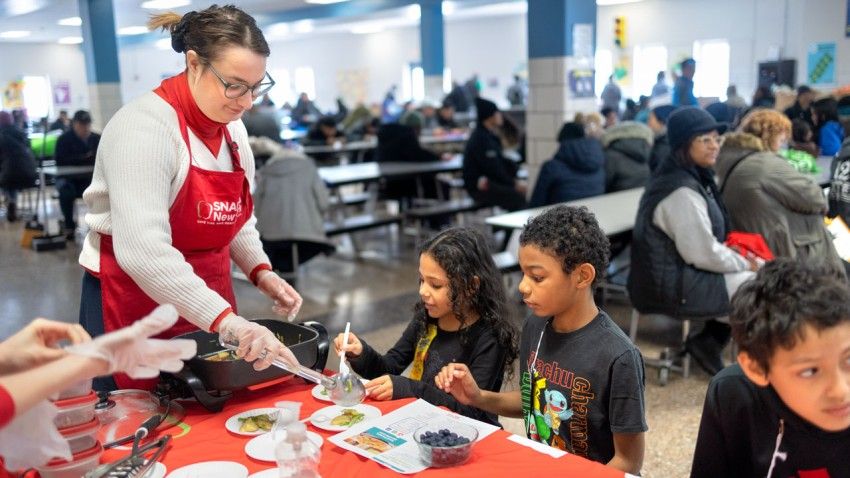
[519,205,610,286]
[730,258,850,373]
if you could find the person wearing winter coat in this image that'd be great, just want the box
[828,137,850,230]
[716,109,844,275]
[252,141,334,276]
[647,105,675,173]
[601,121,653,192]
[0,111,37,222]
[529,122,605,207]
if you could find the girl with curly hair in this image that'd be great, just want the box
[333,227,518,425]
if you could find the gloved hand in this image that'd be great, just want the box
[257,271,303,321]
[65,304,196,379]
[0,401,70,469]
[217,314,300,371]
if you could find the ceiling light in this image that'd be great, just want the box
[58,36,83,44]
[305,0,350,4]
[292,20,314,34]
[0,31,31,39]
[350,24,384,35]
[141,0,191,10]
[405,4,421,20]
[596,0,643,5]
[118,26,150,36]
[442,1,456,16]
[155,38,172,49]
[58,17,82,26]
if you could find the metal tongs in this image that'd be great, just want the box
[85,434,171,478]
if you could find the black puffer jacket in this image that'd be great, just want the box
[0,125,37,190]
[602,121,653,192]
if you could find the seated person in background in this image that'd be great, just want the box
[462,97,528,211]
[783,84,815,128]
[375,112,445,206]
[334,228,517,426]
[290,92,322,126]
[828,137,850,227]
[716,109,844,275]
[48,110,70,132]
[691,259,850,478]
[55,110,100,240]
[303,116,345,163]
[629,107,757,377]
[602,121,653,192]
[241,102,281,142]
[251,138,333,278]
[436,103,458,130]
[725,85,748,109]
[601,106,618,129]
[789,118,820,157]
[499,113,525,162]
[705,101,739,126]
[812,97,845,156]
[0,305,194,470]
[418,101,438,131]
[575,111,604,139]
[647,105,675,172]
[751,86,776,109]
[529,122,604,207]
[436,206,647,474]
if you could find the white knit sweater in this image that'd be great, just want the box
[79,91,270,331]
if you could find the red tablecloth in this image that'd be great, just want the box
[100,379,623,477]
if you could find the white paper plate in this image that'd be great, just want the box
[311,378,370,403]
[247,470,278,478]
[143,462,166,478]
[224,407,279,436]
[166,461,248,478]
[308,404,381,432]
[244,429,324,462]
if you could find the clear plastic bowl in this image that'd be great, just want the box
[53,390,98,429]
[58,417,100,454]
[55,378,93,401]
[413,420,478,468]
[36,441,103,478]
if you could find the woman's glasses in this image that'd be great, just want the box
[207,62,275,99]
[694,133,722,146]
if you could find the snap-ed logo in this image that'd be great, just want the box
[197,199,242,225]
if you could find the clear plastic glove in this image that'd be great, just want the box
[0,400,69,469]
[257,272,303,321]
[217,314,300,371]
[65,304,196,379]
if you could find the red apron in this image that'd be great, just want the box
[98,98,252,390]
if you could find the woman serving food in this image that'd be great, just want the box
[78,5,301,390]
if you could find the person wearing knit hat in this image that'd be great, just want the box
[647,105,675,172]
[629,106,756,377]
[0,110,38,222]
[462,97,527,211]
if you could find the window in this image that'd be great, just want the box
[267,68,291,107]
[294,67,316,100]
[442,67,452,94]
[633,45,667,98]
[692,40,730,99]
[22,76,52,121]
[595,49,613,101]
[401,62,425,103]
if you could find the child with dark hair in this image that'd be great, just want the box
[333,227,517,425]
[691,258,850,478]
[812,97,845,156]
[436,205,647,474]
[789,118,819,157]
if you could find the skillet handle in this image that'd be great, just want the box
[301,320,329,374]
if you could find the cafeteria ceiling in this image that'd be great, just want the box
[0,0,527,45]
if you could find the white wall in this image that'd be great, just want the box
[0,43,89,119]
[118,46,186,104]
[595,0,850,101]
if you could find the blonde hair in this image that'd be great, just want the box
[738,108,792,152]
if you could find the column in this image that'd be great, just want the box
[78,0,122,130]
[526,0,597,191]
[419,0,445,102]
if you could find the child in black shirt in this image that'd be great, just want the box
[692,259,850,477]
[333,227,517,425]
[436,206,647,474]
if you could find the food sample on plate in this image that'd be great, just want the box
[239,413,276,433]
[329,408,365,427]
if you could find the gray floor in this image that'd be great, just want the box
[0,198,712,477]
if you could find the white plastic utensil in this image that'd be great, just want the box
[339,322,351,376]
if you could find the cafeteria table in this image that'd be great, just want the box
[101,378,624,477]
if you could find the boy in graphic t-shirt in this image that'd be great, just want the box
[691,259,850,478]
[436,205,647,474]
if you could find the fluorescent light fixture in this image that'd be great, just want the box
[305,0,349,4]
[267,22,290,37]
[141,0,191,10]
[58,36,83,44]
[350,24,384,35]
[405,4,421,20]
[155,38,172,49]
[442,1,456,16]
[0,30,31,38]
[58,16,82,26]
[118,26,149,36]
[596,0,642,5]
[292,20,314,34]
